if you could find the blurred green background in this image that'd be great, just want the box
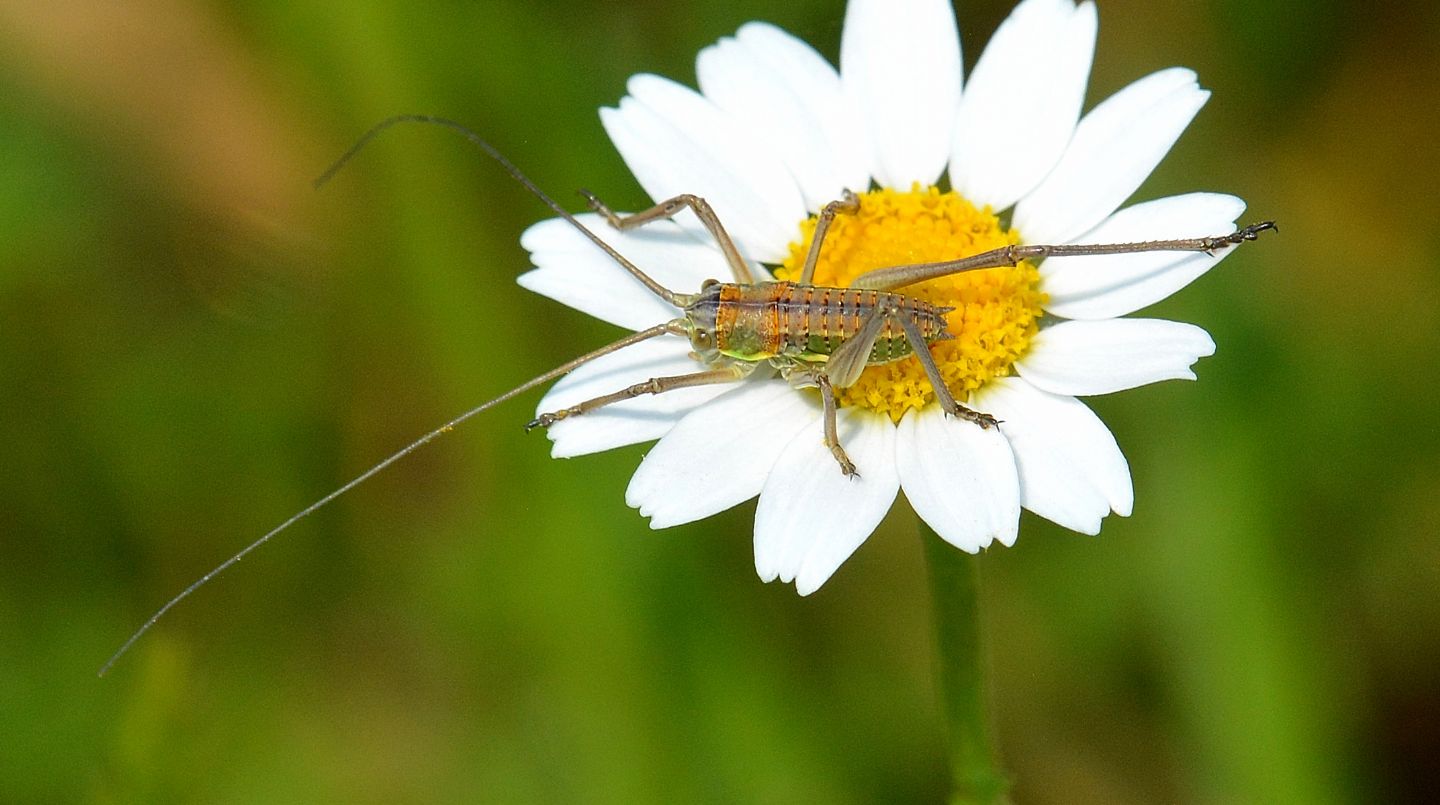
[3,0,1437,802]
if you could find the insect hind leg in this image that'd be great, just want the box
[851,221,1279,293]
[891,312,998,428]
[578,190,755,285]
[825,303,999,432]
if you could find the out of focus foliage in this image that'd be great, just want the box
[2,1,1437,802]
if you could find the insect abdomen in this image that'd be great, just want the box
[713,282,949,364]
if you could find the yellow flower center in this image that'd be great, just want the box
[776,186,1047,423]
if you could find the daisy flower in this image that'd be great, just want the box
[518,0,1249,595]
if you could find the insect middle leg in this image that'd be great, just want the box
[579,190,755,285]
[814,374,857,477]
[797,189,861,285]
[526,364,752,431]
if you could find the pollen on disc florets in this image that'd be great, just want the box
[776,185,1047,423]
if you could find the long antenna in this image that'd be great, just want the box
[101,115,695,677]
[99,321,681,677]
[314,114,684,306]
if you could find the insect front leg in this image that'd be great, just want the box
[578,190,756,285]
[526,363,753,431]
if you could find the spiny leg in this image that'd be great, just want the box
[580,190,755,285]
[783,298,892,478]
[803,298,1002,478]
[892,312,998,429]
[804,299,995,478]
[828,302,997,429]
[815,374,857,478]
[526,365,750,430]
[850,221,1279,293]
[804,302,895,477]
[797,189,861,286]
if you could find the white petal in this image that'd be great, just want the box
[895,406,1020,553]
[1017,318,1216,396]
[1013,67,1209,244]
[600,74,807,262]
[754,409,899,595]
[518,213,733,330]
[972,376,1132,533]
[1041,193,1247,319]
[536,336,728,458]
[841,0,962,189]
[698,22,870,210]
[625,380,818,528]
[950,0,1097,211]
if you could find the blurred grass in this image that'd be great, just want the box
[1,0,1437,802]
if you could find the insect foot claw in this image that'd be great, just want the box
[1240,220,1278,239]
[525,411,565,432]
[578,188,619,224]
[951,405,999,430]
[1216,221,1276,250]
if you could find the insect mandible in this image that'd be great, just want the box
[99,115,1273,675]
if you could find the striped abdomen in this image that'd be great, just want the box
[710,281,951,365]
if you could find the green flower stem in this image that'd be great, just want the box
[922,519,1009,805]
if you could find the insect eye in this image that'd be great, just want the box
[693,328,713,347]
[700,278,719,290]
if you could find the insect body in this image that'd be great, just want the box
[522,174,1273,475]
[99,115,1274,675]
[523,183,1018,474]
[697,281,950,367]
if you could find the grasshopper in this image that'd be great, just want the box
[100,115,1272,675]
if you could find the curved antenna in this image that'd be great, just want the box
[314,114,685,307]
[97,313,683,677]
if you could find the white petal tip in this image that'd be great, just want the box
[632,502,679,530]
[736,20,781,37]
[545,432,575,458]
[624,72,665,95]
